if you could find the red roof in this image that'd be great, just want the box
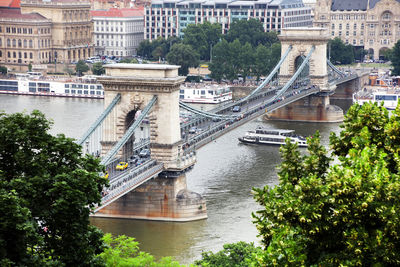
[0,8,49,20]
[91,7,144,18]
[0,0,20,8]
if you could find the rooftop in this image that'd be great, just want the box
[0,8,49,20]
[0,0,20,8]
[91,7,144,17]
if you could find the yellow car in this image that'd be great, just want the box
[101,171,109,179]
[116,162,128,171]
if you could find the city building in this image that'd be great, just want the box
[314,0,400,60]
[144,0,313,41]
[91,8,144,57]
[0,8,52,69]
[21,0,94,64]
[0,0,93,72]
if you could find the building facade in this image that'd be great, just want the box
[91,8,144,57]
[21,0,94,64]
[144,0,312,40]
[0,9,52,69]
[314,0,400,60]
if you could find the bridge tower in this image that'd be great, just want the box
[268,28,344,122]
[94,64,207,221]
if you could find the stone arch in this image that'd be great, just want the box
[122,108,138,160]
[381,10,393,20]
[294,55,309,78]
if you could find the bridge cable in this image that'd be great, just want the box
[269,46,315,103]
[100,95,158,166]
[77,93,121,146]
[179,101,237,119]
[178,45,293,119]
[241,45,292,102]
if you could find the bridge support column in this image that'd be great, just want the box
[94,174,207,221]
[96,64,207,221]
[266,94,343,122]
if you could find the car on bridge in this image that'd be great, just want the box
[232,105,241,112]
[189,127,198,134]
[129,155,140,165]
[139,148,151,158]
[116,162,128,171]
[101,171,109,179]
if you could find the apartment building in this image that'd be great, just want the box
[0,0,93,71]
[91,8,144,57]
[21,0,93,63]
[144,0,313,40]
[314,0,400,60]
[0,9,52,66]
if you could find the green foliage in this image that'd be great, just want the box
[194,242,263,267]
[137,37,181,61]
[328,37,355,64]
[75,60,90,76]
[92,62,105,75]
[183,22,222,61]
[225,19,278,48]
[253,103,400,266]
[0,111,107,266]
[28,63,32,72]
[0,65,7,75]
[389,40,400,75]
[99,233,183,267]
[166,43,199,76]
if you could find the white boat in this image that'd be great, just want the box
[179,83,232,104]
[238,127,308,147]
[0,74,104,99]
[353,90,400,110]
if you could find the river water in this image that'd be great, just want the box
[0,94,351,265]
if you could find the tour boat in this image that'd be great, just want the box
[0,73,104,99]
[179,83,232,104]
[238,127,308,147]
[353,90,400,110]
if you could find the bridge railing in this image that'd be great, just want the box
[96,160,164,212]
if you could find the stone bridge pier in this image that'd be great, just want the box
[267,28,344,122]
[94,64,207,221]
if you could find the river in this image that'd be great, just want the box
[0,94,351,265]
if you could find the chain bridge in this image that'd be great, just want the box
[82,28,364,221]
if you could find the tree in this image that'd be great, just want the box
[76,60,89,76]
[225,19,277,48]
[194,242,263,267]
[92,62,105,75]
[0,111,107,266]
[328,38,354,64]
[253,45,271,81]
[183,22,222,61]
[98,234,183,267]
[166,43,199,76]
[209,39,231,82]
[0,66,7,75]
[238,42,255,82]
[389,40,400,75]
[28,63,32,72]
[253,102,400,266]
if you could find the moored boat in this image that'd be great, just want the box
[0,74,104,99]
[179,83,232,104]
[238,127,308,147]
[353,89,400,110]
